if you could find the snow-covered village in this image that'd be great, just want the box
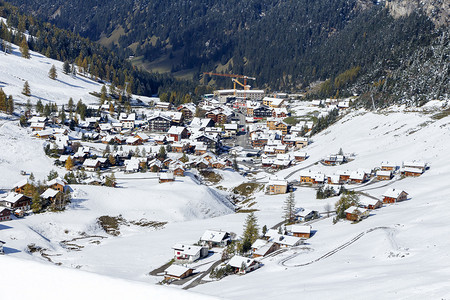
[0,2,449,299]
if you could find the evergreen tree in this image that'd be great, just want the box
[36,100,43,113]
[47,170,59,181]
[180,153,189,163]
[59,106,66,123]
[48,64,57,80]
[63,61,70,74]
[100,85,107,104]
[283,191,296,223]
[65,156,74,170]
[22,81,31,96]
[108,154,116,166]
[6,95,13,114]
[31,191,42,213]
[19,36,30,59]
[241,212,259,254]
[157,146,167,160]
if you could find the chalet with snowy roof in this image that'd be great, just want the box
[345,206,369,221]
[267,179,288,195]
[401,167,423,177]
[126,136,142,146]
[252,240,279,258]
[271,234,303,248]
[272,107,288,118]
[171,166,185,177]
[403,161,426,171]
[227,256,261,274]
[359,198,383,210]
[349,171,368,184]
[194,143,208,155]
[200,230,231,248]
[0,193,31,211]
[164,265,194,281]
[376,170,393,181]
[159,172,175,183]
[0,208,11,222]
[295,209,320,222]
[168,126,188,142]
[40,188,65,209]
[253,105,273,118]
[381,162,397,171]
[382,188,408,204]
[224,123,238,137]
[155,101,172,111]
[336,170,351,182]
[30,122,46,131]
[148,159,163,172]
[322,154,346,166]
[124,159,140,173]
[291,225,312,238]
[172,243,208,262]
[83,159,100,172]
[119,113,135,129]
[148,114,171,132]
[300,171,325,185]
[192,134,219,150]
[12,179,32,194]
[135,132,149,142]
[177,103,196,120]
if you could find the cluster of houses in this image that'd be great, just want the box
[344,187,409,222]
[298,160,428,188]
[0,177,72,222]
[164,222,316,280]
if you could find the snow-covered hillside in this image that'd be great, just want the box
[192,110,450,299]
[0,256,218,300]
[0,43,103,106]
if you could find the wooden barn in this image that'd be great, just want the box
[382,188,408,204]
[291,225,312,238]
[159,173,175,183]
[164,265,194,281]
[376,170,393,181]
[345,206,369,221]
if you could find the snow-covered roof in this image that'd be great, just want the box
[172,244,203,256]
[47,177,67,187]
[228,256,256,269]
[291,225,311,234]
[164,265,192,277]
[271,234,302,246]
[267,178,288,186]
[403,161,426,169]
[2,193,28,204]
[83,159,99,167]
[403,167,423,174]
[344,206,367,215]
[383,188,408,198]
[253,242,276,256]
[41,188,59,199]
[168,126,187,135]
[251,239,268,250]
[160,173,174,180]
[376,170,392,177]
[200,230,229,243]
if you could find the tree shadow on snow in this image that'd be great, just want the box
[3,246,21,254]
[0,223,13,231]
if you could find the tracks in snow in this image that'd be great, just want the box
[279,226,395,267]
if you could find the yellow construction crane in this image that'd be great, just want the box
[203,72,256,97]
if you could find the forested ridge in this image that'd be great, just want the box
[2,0,449,105]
